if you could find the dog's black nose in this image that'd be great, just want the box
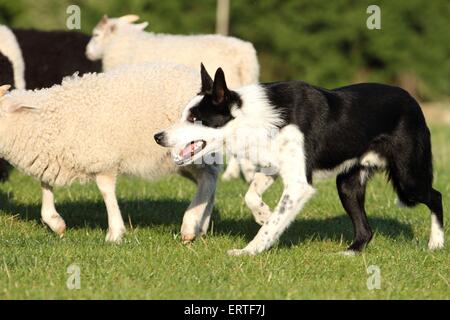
[154,132,166,146]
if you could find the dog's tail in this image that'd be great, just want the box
[387,97,434,207]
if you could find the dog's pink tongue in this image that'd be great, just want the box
[181,143,194,158]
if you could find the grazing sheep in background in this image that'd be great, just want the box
[6,27,102,89]
[0,26,25,90]
[0,26,102,181]
[0,63,218,243]
[0,52,14,92]
[86,15,259,87]
[0,52,14,181]
[86,14,259,182]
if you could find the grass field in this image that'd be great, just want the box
[0,124,448,300]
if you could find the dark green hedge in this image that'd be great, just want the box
[1,0,449,100]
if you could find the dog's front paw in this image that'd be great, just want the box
[338,250,356,257]
[227,248,255,256]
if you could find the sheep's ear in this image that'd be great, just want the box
[134,21,148,30]
[100,15,108,25]
[0,84,11,97]
[3,102,37,114]
[212,68,230,106]
[200,63,213,94]
[119,14,140,23]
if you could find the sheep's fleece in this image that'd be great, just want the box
[87,15,259,181]
[0,63,218,242]
[91,16,259,88]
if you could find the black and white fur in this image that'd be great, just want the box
[155,64,444,255]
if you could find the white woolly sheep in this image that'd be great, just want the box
[86,15,259,181]
[0,25,102,181]
[0,63,218,243]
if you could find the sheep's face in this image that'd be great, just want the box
[86,14,148,61]
[86,16,112,60]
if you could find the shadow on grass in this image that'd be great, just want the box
[0,190,413,246]
[216,214,414,247]
[0,190,199,233]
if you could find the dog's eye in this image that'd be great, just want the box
[188,115,197,123]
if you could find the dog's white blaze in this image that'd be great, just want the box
[312,159,358,182]
[428,214,444,250]
[181,95,204,121]
[360,151,387,168]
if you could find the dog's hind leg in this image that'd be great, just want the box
[96,173,125,243]
[388,132,444,250]
[245,172,275,225]
[41,182,66,237]
[180,164,219,242]
[426,189,444,250]
[336,166,373,253]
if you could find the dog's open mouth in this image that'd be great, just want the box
[174,140,207,165]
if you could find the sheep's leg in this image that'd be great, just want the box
[95,173,125,243]
[180,165,219,242]
[41,183,66,237]
[245,173,275,225]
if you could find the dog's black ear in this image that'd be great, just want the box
[212,67,229,105]
[200,63,213,94]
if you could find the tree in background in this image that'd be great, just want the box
[0,0,449,100]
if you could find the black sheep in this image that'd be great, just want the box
[0,52,14,181]
[0,52,14,87]
[11,28,102,89]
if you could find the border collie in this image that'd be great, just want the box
[154,64,444,256]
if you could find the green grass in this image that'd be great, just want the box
[0,124,449,299]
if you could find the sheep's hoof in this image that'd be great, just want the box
[44,216,66,237]
[181,233,197,243]
[105,228,125,243]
